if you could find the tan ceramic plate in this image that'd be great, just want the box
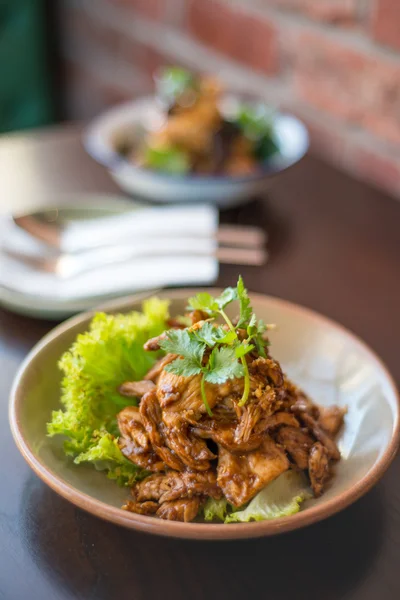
[9,290,400,540]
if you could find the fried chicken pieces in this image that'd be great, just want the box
[117,324,345,522]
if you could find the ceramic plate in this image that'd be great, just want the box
[9,290,399,539]
[0,195,145,319]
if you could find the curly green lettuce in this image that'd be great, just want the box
[225,471,311,523]
[204,471,310,523]
[73,431,143,486]
[204,497,229,522]
[47,298,169,485]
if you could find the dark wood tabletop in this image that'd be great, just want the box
[1,125,400,600]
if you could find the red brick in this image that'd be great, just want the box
[110,0,185,24]
[372,0,400,52]
[120,39,177,81]
[109,0,164,20]
[62,61,134,120]
[290,33,400,145]
[187,0,279,75]
[268,0,359,24]
[143,47,171,78]
[59,4,120,55]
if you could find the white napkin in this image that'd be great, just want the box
[0,205,219,302]
[62,204,217,252]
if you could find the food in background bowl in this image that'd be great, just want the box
[116,67,279,176]
[83,69,309,205]
[47,277,345,523]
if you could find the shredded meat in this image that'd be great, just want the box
[166,317,186,329]
[318,405,346,438]
[190,309,209,324]
[119,437,166,471]
[217,437,289,507]
[119,380,155,398]
[216,397,239,419]
[156,370,220,414]
[276,426,314,470]
[256,411,300,433]
[234,402,264,445]
[140,390,185,471]
[117,316,345,522]
[192,421,263,453]
[193,410,301,456]
[157,497,201,522]
[293,409,340,461]
[308,442,331,497]
[133,470,221,503]
[117,406,166,472]
[123,500,159,515]
[143,332,168,352]
[118,406,149,450]
[291,394,320,419]
[143,354,177,382]
[192,385,292,455]
[279,377,302,411]
[162,412,216,471]
[249,357,284,388]
[234,386,280,444]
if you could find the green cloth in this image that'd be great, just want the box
[0,0,54,132]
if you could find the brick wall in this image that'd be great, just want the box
[57,0,400,198]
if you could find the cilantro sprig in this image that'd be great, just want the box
[160,276,268,414]
[159,328,244,416]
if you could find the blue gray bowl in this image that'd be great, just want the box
[84,96,309,208]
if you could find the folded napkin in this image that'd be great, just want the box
[62,204,217,252]
[0,204,219,303]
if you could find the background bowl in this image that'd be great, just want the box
[83,96,309,208]
[9,290,399,540]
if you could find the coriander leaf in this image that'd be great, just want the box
[193,321,218,347]
[156,67,197,102]
[235,343,254,359]
[193,324,237,347]
[246,313,257,337]
[215,286,237,310]
[234,102,274,140]
[215,330,237,345]
[232,101,279,162]
[236,275,252,328]
[247,318,268,358]
[205,346,244,384]
[187,292,218,315]
[144,146,190,175]
[258,344,267,358]
[165,356,203,377]
[255,135,279,162]
[159,329,204,365]
[256,318,267,335]
[200,373,213,417]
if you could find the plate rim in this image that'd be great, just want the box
[9,289,400,540]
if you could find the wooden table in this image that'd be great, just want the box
[1,126,400,600]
